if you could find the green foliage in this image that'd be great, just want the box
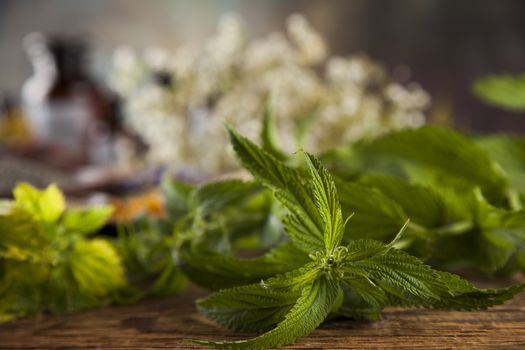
[165,176,278,252]
[476,135,525,194]
[13,183,65,222]
[195,132,524,350]
[357,175,445,228]
[336,179,407,241]
[63,206,114,235]
[180,243,309,290]
[117,175,281,297]
[197,277,340,350]
[321,126,525,273]
[352,126,508,202]
[260,105,287,161]
[305,153,345,251]
[69,239,125,296]
[4,124,525,350]
[227,125,324,252]
[116,218,187,297]
[344,239,524,310]
[197,282,300,333]
[0,183,125,321]
[430,189,525,273]
[473,73,525,112]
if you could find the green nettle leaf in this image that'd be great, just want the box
[196,266,322,335]
[195,130,525,350]
[260,104,288,161]
[336,179,407,241]
[476,135,525,195]
[197,283,300,333]
[227,125,305,191]
[305,153,344,251]
[343,239,525,310]
[161,175,194,218]
[339,175,464,255]
[343,126,509,203]
[358,175,446,229]
[180,243,309,290]
[431,189,525,273]
[197,277,340,350]
[191,180,261,216]
[473,73,525,112]
[227,125,325,253]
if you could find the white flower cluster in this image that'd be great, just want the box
[110,13,430,174]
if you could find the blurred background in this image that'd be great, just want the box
[2,0,525,129]
[1,0,525,199]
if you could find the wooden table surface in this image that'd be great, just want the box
[1,285,525,350]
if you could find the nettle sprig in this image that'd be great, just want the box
[193,128,524,350]
[320,126,525,274]
[117,176,282,295]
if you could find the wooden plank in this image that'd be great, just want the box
[1,285,524,349]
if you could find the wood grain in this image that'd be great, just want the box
[1,285,524,349]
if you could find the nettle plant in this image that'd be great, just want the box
[3,123,525,348]
[192,128,525,350]
[118,178,279,296]
[321,126,525,274]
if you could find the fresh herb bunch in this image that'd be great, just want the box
[194,128,524,350]
[0,183,125,322]
[3,121,524,350]
[196,123,525,275]
[321,126,525,274]
[117,176,282,294]
[117,215,188,298]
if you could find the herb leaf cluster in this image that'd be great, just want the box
[193,128,525,349]
[3,123,525,350]
[322,126,525,274]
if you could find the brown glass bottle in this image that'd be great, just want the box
[21,33,118,167]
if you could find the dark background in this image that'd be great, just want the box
[1,0,525,132]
